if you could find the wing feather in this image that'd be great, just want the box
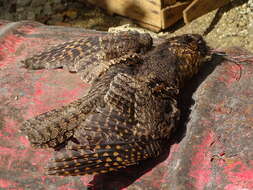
[46,71,164,175]
[22,31,152,83]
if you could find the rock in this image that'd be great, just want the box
[31,0,47,7]
[64,10,78,20]
[34,7,43,16]
[52,3,66,12]
[2,12,14,21]
[47,13,64,25]
[0,20,252,190]
[67,2,85,10]
[16,0,32,7]
[160,0,253,52]
[16,7,25,12]
[43,2,53,16]
[108,24,159,40]
[17,13,27,20]
[248,23,253,50]
[53,0,62,4]
[27,11,36,20]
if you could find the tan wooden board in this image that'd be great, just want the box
[87,0,196,31]
[183,0,230,23]
[163,0,177,7]
[87,0,162,27]
[137,21,162,32]
[161,1,191,29]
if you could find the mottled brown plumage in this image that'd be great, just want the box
[21,32,209,176]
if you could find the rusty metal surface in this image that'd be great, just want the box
[0,20,252,190]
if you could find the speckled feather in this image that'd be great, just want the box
[21,32,209,176]
[21,31,153,148]
[22,31,153,83]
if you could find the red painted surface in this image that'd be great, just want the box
[217,63,243,87]
[224,161,253,189]
[0,20,253,190]
[0,23,38,67]
[189,131,214,190]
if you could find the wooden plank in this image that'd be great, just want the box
[161,1,191,29]
[163,0,177,7]
[137,21,162,32]
[183,0,230,24]
[87,0,162,27]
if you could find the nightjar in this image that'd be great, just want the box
[21,31,209,176]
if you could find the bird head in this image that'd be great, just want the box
[165,34,210,84]
[168,34,209,57]
[137,34,209,92]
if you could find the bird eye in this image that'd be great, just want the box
[197,39,203,45]
[148,78,163,89]
[184,35,194,43]
[148,81,156,88]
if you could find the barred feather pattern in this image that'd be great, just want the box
[21,32,209,175]
[46,140,163,176]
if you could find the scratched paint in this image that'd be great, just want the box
[0,33,33,67]
[189,131,214,190]
[0,21,253,190]
[16,70,88,119]
[224,161,253,190]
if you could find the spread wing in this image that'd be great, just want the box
[22,31,152,83]
[20,91,98,149]
[21,64,124,149]
[46,72,179,176]
[22,37,100,71]
[21,31,152,149]
[21,48,144,148]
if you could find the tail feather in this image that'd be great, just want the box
[46,140,162,176]
[48,163,118,176]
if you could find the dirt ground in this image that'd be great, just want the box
[55,0,252,52]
